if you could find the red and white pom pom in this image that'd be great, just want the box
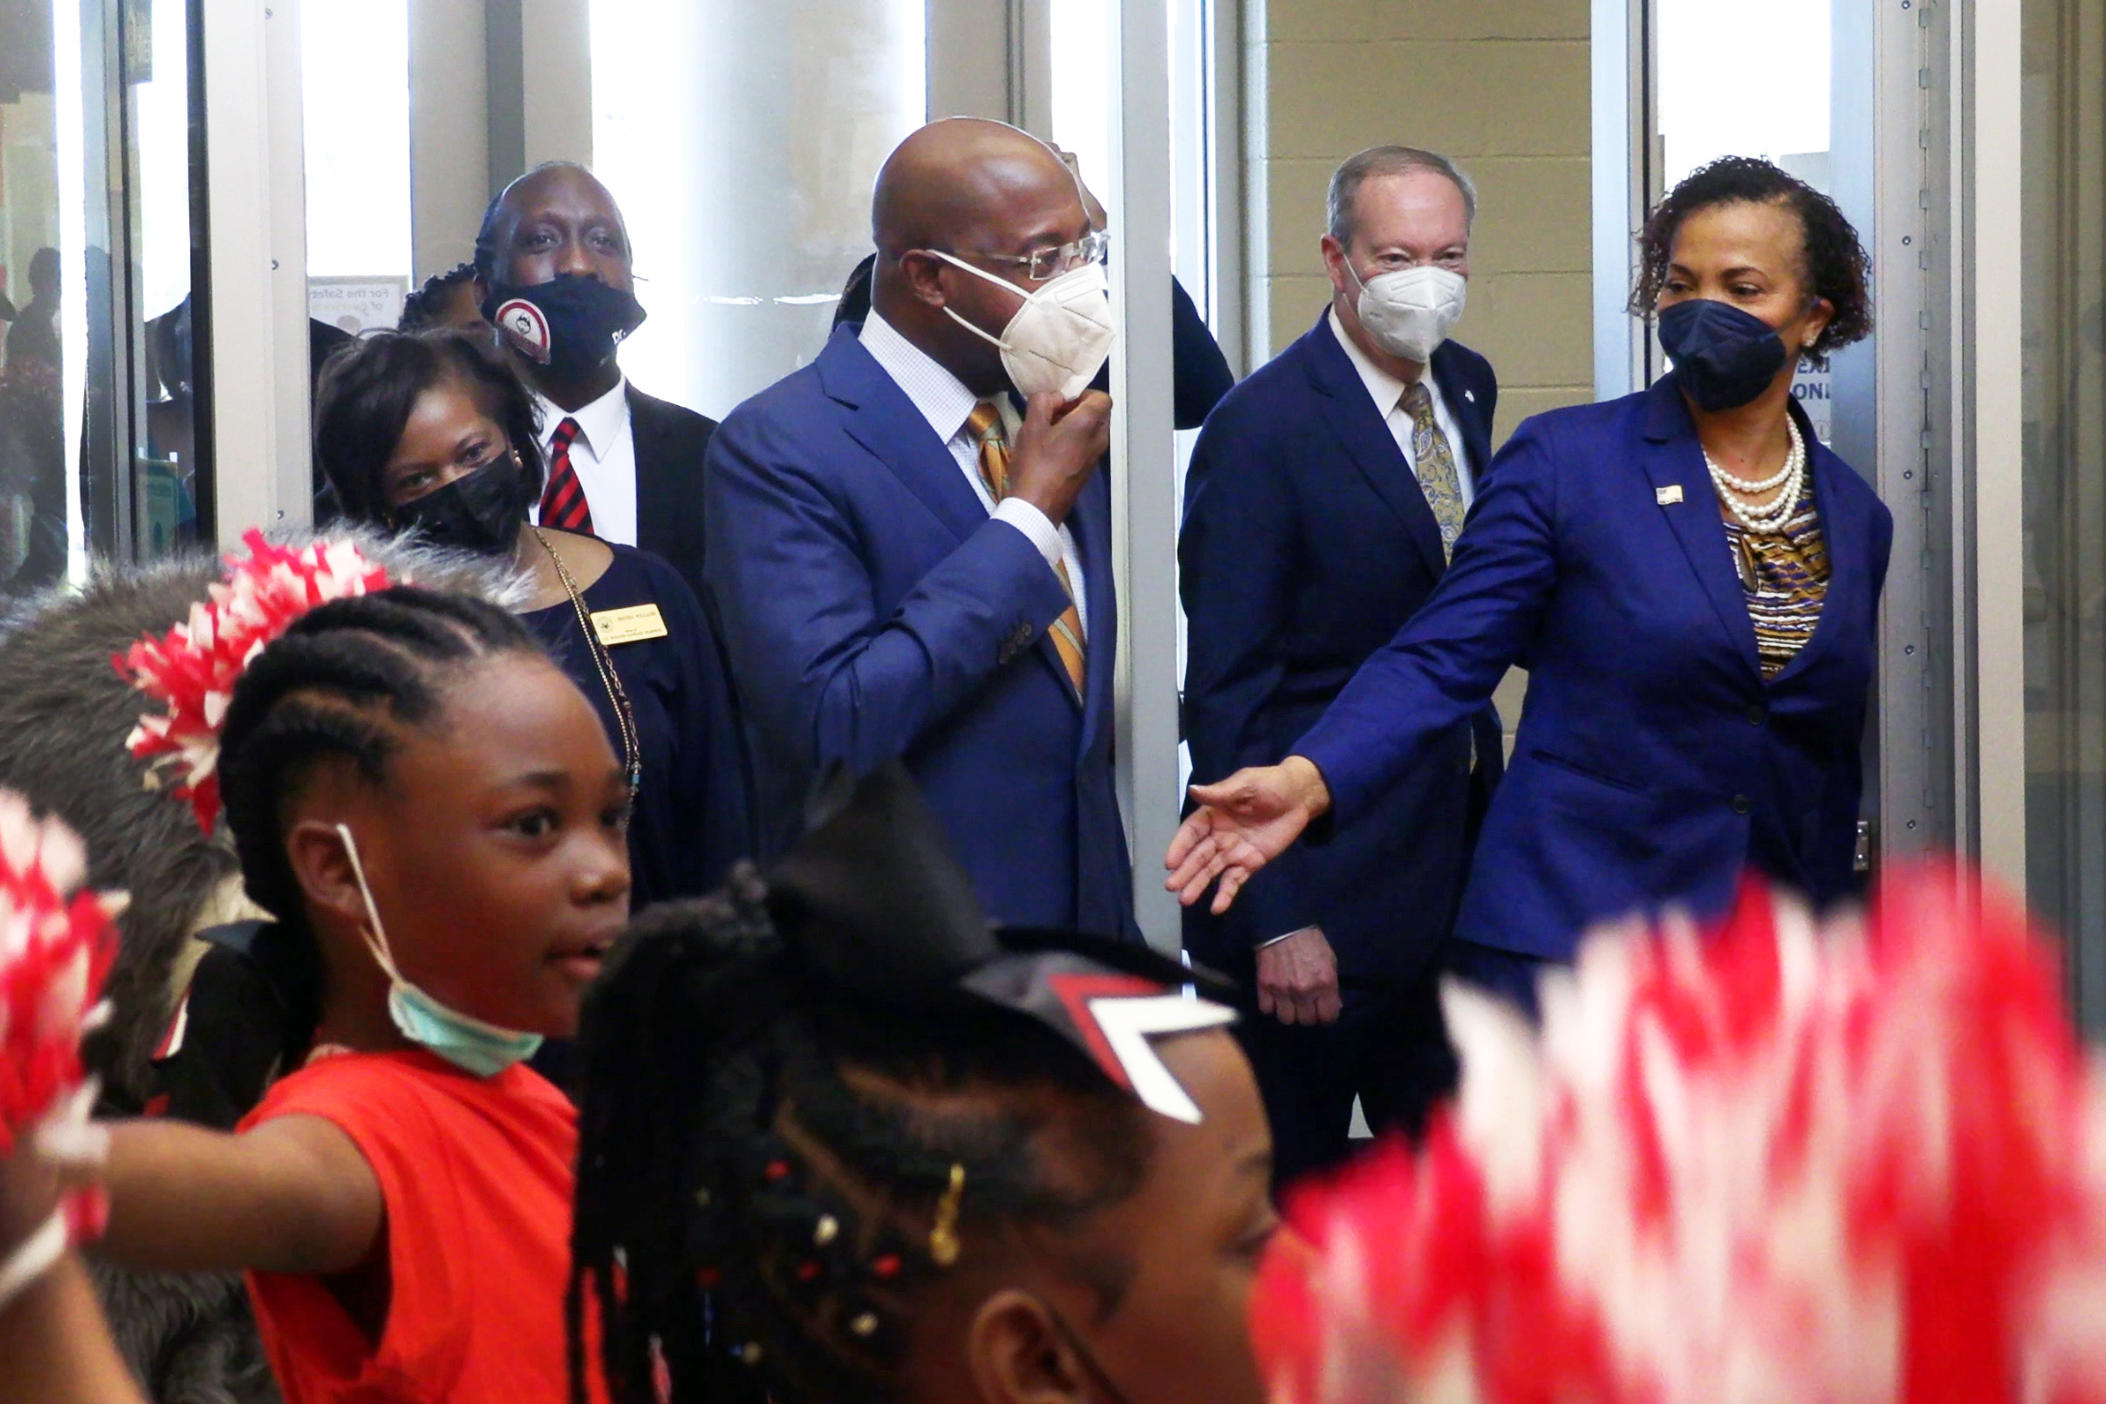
[1254,863,2106,1404]
[0,791,120,1254]
[115,530,397,830]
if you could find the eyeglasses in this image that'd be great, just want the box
[959,229,1112,282]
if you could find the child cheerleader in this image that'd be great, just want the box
[30,535,627,1402]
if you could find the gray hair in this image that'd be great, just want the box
[1326,146,1477,248]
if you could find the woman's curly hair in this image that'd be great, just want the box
[1631,155,1872,368]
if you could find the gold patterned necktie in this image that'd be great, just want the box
[967,400,1087,696]
[1402,380,1466,561]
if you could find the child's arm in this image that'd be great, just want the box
[0,1254,151,1404]
[99,1114,383,1277]
[0,1124,145,1403]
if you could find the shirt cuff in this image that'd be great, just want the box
[992,497,1065,573]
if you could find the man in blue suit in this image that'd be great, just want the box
[704,118,1136,937]
[1181,146,1501,1179]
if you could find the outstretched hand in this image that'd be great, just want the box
[1165,757,1332,914]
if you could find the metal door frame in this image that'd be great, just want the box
[199,0,310,544]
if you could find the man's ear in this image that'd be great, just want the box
[897,249,952,310]
[1319,235,1350,301]
[285,818,367,932]
[965,1289,1092,1404]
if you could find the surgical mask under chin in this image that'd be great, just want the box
[1347,262,1467,364]
[335,823,544,1077]
[933,253,1117,400]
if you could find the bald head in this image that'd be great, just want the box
[865,120,1095,394]
[872,119,1078,258]
[475,162,632,291]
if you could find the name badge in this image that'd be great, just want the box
[1656,485,1684,506]
[590,603,669,646]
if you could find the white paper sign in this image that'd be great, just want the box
[307,277,409,337]
[1789,356,1833,444]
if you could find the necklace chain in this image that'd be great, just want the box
[532,527,642,803]
[1705,417,1806,534]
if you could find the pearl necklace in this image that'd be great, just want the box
[1706,417,1805,534]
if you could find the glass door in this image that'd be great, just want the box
[126,0,207,558]
[588,0,928,421]
[1650,0,1837,436]
[0,0,71,591]
[0,0,209,597]
[1642,0,1959,881]
[2020,0,2106,1033]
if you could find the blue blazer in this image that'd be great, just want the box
[1181,311,1503,980]
[1295,374,1894,960]
[703,325,1136,938]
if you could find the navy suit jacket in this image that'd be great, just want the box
[703,325,1136,938]
[628,383,718,605]
[1181,311,1502,980]
[1296,373,1894,960]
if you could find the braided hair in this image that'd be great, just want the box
[572,875,1155,1404]
[398,262,483,332]
[214,586,547,1001]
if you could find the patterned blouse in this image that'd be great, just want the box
[1722,464,1828,679]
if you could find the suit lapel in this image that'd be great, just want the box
[626,387,670,556]
[820,329,990,545]
[1640,376,1761,678]
[1768,401,1855,685]
[1303,315,1449,580]
[1432,343,1494,487]
[1068,473,1114,738]
[825,330,1089,713]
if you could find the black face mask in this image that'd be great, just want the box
[1657,298,1792,412]
[481,273,647,380]
[392,454,530,557]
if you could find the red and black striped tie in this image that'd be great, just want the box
[539,417,594,532]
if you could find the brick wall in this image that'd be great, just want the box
[1248,0,1596,447]
[1242,0,1598,742]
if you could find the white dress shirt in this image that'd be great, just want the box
[1328,307,1475,505]
[858,310,1087,636]
[531,377,639,546]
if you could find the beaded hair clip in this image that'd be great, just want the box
[114,530,397,832]
[708,1144,974,1367]
[926,1163,965,1268]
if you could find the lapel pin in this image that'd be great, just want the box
[1463,389,1475,402]
[1656,485,1684,506]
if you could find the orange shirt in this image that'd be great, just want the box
[238,1050,605,1403]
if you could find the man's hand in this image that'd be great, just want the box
[1006,390,1112,525]
[1256,927,1341,1026]
[1166,756,1333,913]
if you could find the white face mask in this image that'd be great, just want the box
[933,253,1118,400]
[1346,262,1468,365]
